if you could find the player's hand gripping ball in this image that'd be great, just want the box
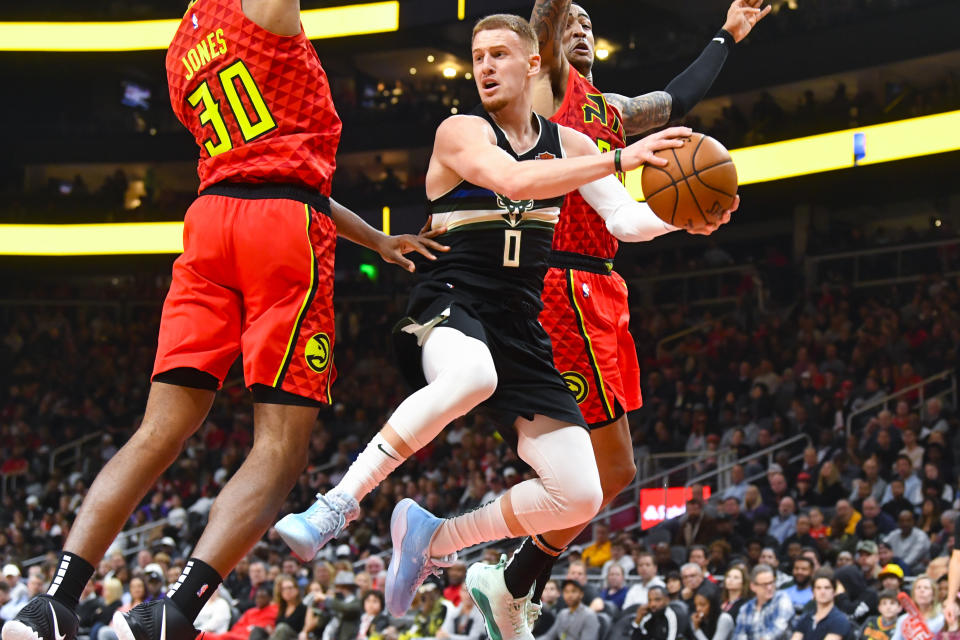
[640,133,738,232]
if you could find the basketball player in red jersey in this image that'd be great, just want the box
[0,3,444,640]
[499,0,771,615]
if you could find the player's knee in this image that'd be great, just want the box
[457,352,498,403]
[559,473,603,524]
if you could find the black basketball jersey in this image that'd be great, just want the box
[421,107,566,314]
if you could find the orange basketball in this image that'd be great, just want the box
[640,133,738,231]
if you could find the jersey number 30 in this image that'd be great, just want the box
[503,230,521,267]
[187,59,277,157]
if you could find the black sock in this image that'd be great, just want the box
[167,558,223,622]
[47,552,95,610]
[531,557,557,604]
[503,536,564,599]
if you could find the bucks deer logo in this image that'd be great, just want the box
[496,193,534,227]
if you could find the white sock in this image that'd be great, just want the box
[335,433,404,502]
[430,498,515,557]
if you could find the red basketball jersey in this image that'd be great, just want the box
[550,66,626,259]
[166,0,342,193]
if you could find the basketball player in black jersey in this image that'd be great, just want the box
[276,14,716,639]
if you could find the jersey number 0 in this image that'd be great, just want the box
[503,230,521,267]
[187,59,277,157]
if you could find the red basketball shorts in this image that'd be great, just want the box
[153,188,336,403]
[539,267,642,428]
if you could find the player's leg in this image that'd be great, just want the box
[276,322,498,559]
[385,414,602,625]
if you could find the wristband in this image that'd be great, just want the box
[614,148,623,173]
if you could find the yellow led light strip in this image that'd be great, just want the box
[624,108,960,200]
[0,109,957,256]
[0,2,399,52]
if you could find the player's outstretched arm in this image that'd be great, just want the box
[606,0,771,137]
[432,115,689,202]
[529,0,572,93]
[562,126,734,240]
[241,0,302,36]
[329,199,450,272]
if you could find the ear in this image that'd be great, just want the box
[528,52,542,76]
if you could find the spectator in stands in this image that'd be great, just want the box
[624,552,666,610]
[692,590,735,640]
[206,585,278,640]
[400,583,454,640]
[654,543,680,577]
[364,557,386,592]
[442,561,466,607]
[881,480,914,521]
[602,564,629,610]
[758,549,790,587]
[720,566,749,621]
[793,473,819,510]
[0,583,11,625]
[270,574,305,640]
[856,540,883,588]
[742,486,769,522]
[722,465,749,504]
[2,566,24,607]
[240,561,272,612]
[89,577,124,640]
[602,541,635,580]
[884,510,930,572]
[438,588,483,640]
[781,557,814,611]
[566,561,603,611]
[583,522,612,569]
[770,498,798,545]
[859,498,896,537]
[782,514,816,554]
[731,564,794,640]
[877,565,904,593]
[708,541,733,576]
[859,589,901,640]
[816,461,847,507]
[537,580,599,640]
[937,601,960,640]
[630,586,680,640]
[681,562,720,612]
[675,499,719,547]
[194,587,232,634]
[853,457,888,504]
[721,497,753,542]
[762,473,791,511]
[833,565,877,628]
[790,569,852,640]
[882,456,923,506]
[808,509,829,540]
[891,575,944,639]
[831,500,862,539]
[753,519,781,554]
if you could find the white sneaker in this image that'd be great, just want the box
[465,556,533,640]
[526,601,542,631]
[275,490,359,561]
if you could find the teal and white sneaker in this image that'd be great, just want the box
[465,556,534,640]
[526,600,542,631]
[275,490,359,561]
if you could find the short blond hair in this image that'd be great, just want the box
[472,14,538,55]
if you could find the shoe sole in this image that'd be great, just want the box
[275,514,320,562]
[111,611,136,640]
[2,621,43,640]
[386,499,413,616]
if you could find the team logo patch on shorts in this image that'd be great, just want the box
[304,333,331,373]
[562,371,589,404]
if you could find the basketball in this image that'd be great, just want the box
[640,133,738,231]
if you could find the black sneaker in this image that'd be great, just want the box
[2,595,79,640]
[112,600,197,640]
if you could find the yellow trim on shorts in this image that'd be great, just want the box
[565,270,615,420]
[272,204,316,387]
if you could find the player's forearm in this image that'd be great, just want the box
[660,30,733,122]
[490,152,620,201]
[530,0,571,70]
[329,198,387,250]
[577,175,678,242]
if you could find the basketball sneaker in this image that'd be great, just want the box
[526,600,542,631]
[385,499,456,616]
[2,595,78,640]
[465,556,534,640]
[275,490,360,561]
[112,599,197,640]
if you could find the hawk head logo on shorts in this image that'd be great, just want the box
[496,193,534,227]
[562,371,589,404]
[304,333,331,374]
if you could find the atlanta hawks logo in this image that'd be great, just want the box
[305,333,331,374]
[562,371,589,404]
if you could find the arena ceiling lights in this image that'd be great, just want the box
[2,109,958,256]
[0,2,399,51]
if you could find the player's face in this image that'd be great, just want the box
[563,5,595,75]
[472,29,539,113]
